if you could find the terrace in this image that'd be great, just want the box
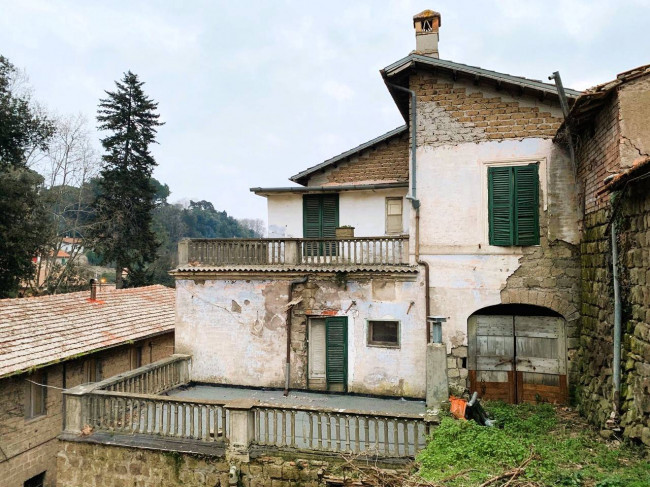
[175,236,411,271]
[62,356,432,461]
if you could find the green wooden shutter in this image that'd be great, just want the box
[303,196,322,238]
[321,195,339,238]
[513,164,539,245]
[326,317,347,386]
[488,166,514,245]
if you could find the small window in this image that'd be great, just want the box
[24,472,46,487]
[85,358,103,383]
[386,197,403,234]
[25,371,46,419]
[367,320,400,348]
[488,164,539,246]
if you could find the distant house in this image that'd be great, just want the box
[0,285,175,487]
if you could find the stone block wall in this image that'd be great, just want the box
[56,441,408,487]
[0,333,174,487]
[307,130,409,186]
[617,179,650,445]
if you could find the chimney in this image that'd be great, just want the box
[89,278,97,301]
[413,10,441,58]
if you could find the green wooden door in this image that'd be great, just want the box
[325,316,347,392]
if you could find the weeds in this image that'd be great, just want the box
[417,402,649,486]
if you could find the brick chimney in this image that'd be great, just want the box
[413,9,441,58]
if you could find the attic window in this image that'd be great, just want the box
[422,19,432,32]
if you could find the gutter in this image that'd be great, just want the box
[251,182,408,196]
[285,276,308,396]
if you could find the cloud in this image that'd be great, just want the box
[322,80,354,101]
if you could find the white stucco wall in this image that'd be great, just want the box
[266,188,408,238]
[175,273,427,398]
[411,138,577,352]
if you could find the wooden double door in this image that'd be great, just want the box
[468,314,567,404]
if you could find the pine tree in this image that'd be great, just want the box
[91,71,163,288]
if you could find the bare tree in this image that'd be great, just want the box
[238,218,266,237]
[29,113,100,294]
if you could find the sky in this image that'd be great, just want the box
[1,0,648,220]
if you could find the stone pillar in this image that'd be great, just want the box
[426,343,449,410]
[226,399,257,462]
[178,238,189,266]
[175,354,191,384]
[284,240,300,265]
[62,384,98,434]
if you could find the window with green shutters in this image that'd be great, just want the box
[303,194,339,255]
[488,164,540,246]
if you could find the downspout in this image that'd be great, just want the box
[611,216,622,420]
[285,276,308,396]
[385,81,431,340]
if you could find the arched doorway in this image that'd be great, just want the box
[467,304,568,404]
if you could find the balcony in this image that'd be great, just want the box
[176,236,411,272]
[62,356,432,461]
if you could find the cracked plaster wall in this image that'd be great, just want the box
[175,273,426,398]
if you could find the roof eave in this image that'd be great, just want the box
[251,181,409,196]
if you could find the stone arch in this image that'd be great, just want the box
[500,288,579,323]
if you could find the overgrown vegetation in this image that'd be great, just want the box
[417,402,649,486]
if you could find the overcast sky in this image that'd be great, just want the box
[1,0,648,220]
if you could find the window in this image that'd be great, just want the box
[24,371,46,419]
[367,320,400,348]
[488,164,539,246]
[24,472,46,487]
[85,358,103,383]
[386,197,403,234]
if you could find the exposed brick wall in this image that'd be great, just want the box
[0,333,174,487]
[410,72,565,147]
[309,130,409,186]
[574,93,621,214]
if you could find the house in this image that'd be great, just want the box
[51,11,650,487]
[173,9,583,406]
[563,64,650,443]
[0,284,175,487]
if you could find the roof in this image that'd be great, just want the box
[56,250,70,258]
[252,181,408,196]
[562,64,650,132]
[172,264,418,274]
[381,54,582,121]
[0,285,175,379]
[289,126,408,185]
[413,9,441,24]
[602,156,650,193]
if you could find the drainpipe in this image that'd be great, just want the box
[610,215,622,422]
[385,81,431,341]
[285,276,308,396]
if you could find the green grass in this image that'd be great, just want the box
[417,402,649,486]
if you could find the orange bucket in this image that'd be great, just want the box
[449,396,467,420]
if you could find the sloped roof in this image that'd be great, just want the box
[0,285,175,379]
[172,264,417,274]
[602,156,650,193]
[562,64,650,132]
[381,54,582,121]
[289,126,408,186]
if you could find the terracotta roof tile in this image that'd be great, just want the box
[0,285,175,378]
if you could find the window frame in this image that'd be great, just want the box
[24,370,47,420]
[385,197,404,235]
[482,158,547,248]
[366,319,401,349]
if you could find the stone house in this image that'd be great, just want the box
[174,9,583,406]
[564,64,650,444]
[0,284,175,487]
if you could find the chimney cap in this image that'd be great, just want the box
[413,9,441,26]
